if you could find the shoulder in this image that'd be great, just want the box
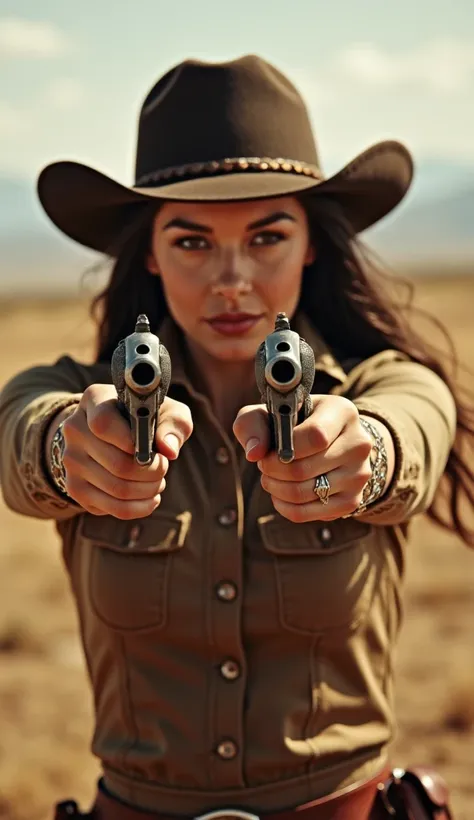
[0,355,111,400]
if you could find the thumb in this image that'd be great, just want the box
[155,396,193,460]
[233,404,271,462]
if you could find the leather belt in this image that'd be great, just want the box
[55,765,392,820]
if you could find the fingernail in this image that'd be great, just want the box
[245,437,260,458]
[164,433,180,457]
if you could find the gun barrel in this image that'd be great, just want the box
[255,312,315,464]
[263,313,302,392]
[111,314,172,467]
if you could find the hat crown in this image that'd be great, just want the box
[134,54,321,183]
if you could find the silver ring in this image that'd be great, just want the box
[313,473,330,504]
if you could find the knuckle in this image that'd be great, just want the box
[342,396,358,419]
[88,405,111,438]
[116,497,158,520]
[284,504,305,523]
[289,459,311,482]
[341,493,362,514]
[355,437,372,460]
[112,505,136,521]
[108,478,134,501]
[109,452,134,478]
[291,482,308,503]
[308,425,330,452]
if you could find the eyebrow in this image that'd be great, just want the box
[162,210,297,233]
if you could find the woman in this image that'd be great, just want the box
[0,55,467,819]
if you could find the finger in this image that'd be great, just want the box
[63,449,166,501]
[290,395,356,461]
[65,421,169,483]
[257,412,368,482]
[233,404,271,461]
[271,489,366,524]
[65,475,163,520]
[79,388,135,455]
[260,464,370,506]
[155,397,193,460]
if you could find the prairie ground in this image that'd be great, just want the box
[0,275,473,819]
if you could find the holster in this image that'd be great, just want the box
[373,766,454,819]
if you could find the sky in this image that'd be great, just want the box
[1,0,474,189]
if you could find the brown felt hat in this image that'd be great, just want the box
[37,54,414,254]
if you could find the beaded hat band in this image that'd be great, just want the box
[135,156,323,187]
[37,54,413,255]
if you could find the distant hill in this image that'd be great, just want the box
[1,159,474,295]
[365,182,474,266]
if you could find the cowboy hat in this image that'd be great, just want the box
[37,54,414,255]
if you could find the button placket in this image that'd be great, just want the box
[207,433,245,787]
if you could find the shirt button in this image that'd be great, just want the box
[218,508,237,526]
[220,659,240,681]
[127,524,141,549]
[215,447,230,465]
[216,739,238,760]
[319,527,332,545]
[216,582,237,602]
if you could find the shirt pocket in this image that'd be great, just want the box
[258,513,379,635]
[81,510,191,632]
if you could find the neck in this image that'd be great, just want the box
[184,340,259,436]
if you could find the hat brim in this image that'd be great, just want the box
[37,140,413,255]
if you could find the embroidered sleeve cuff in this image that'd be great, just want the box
[352,398,421,523]
[20,394,83,515]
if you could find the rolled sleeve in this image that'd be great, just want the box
[0,355,109,520]
[339,351,457,525]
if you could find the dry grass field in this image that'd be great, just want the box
[0,275,473,819]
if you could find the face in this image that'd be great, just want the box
[147,196,315,362]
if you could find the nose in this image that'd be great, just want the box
[210,255,252,300]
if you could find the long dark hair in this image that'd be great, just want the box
[87,198,474,547]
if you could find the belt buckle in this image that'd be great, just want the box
[195,811,260,820]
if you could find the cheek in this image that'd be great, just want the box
[154,252,205,324]
[261,245,305,297]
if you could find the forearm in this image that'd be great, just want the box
[0,380,82,520]
[342,357,456,526]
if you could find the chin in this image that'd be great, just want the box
[206,338,259,362]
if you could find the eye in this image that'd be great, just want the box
[251,231,286,247]
[173,235,210,251]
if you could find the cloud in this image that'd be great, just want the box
[336,40,474,94]
[44,78,85,110]
[0,17,69,58]
[0,100,27,136]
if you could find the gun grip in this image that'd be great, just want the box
[277,409,295,463]
[269,408,295,464]
[136,407,154,466]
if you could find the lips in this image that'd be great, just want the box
[205,312,263,336]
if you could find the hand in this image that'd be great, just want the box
[233,395,377,522]
[59,384,193,519]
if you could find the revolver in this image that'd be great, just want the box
[255,312,315,463]
[111,314,172,466]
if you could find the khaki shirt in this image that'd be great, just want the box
[0,314,456,814]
